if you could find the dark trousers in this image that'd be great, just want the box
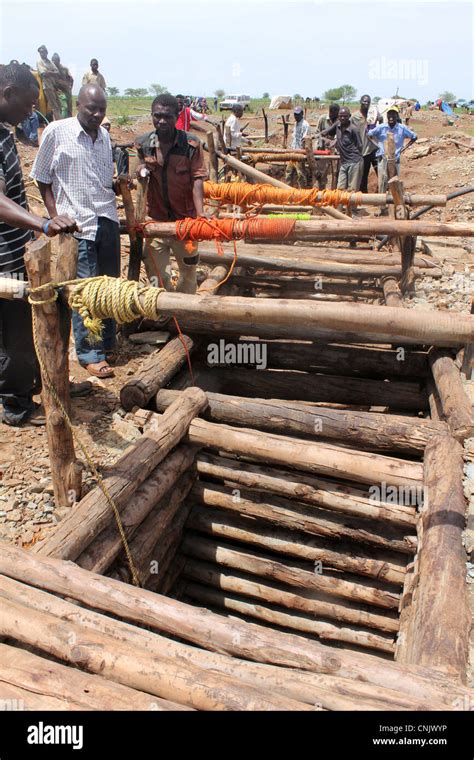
[72,217,120,365]
[360,152,378,193]
[0,298,40,424]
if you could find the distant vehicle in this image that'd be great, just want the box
[219,94,251,111]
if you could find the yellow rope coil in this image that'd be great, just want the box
[67,276,165,340]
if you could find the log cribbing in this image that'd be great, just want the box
[187,508,406,585]
[400,435,470,681]
[76,445,196,574]
[0,574,438,711]
[429,348,474,441]
[35,387,208,561]
[1,542,471,707]
[120,335,194,411]
[144,411,424,488]
[154,389,444,454]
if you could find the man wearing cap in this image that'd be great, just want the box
[368,107,417,212]
[285,106,310,187]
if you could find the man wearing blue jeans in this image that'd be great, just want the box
[31,83,120,377]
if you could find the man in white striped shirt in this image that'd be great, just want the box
[0,62,78,426]
[31,84,121,378]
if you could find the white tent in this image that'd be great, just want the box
[377,98,410,122]
[269,95,292,110]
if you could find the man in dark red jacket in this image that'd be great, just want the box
[135,93,208,295]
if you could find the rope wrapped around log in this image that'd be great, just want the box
[204,181,363,209]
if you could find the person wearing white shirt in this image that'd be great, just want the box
[285,107,310,187]
[31,84,120,378]
[224,104,246,150]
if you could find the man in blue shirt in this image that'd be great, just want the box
[368,106,417,200]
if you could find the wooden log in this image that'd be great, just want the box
[429,348,474,441]
[120,335,194,411]
[181,536,399,632]
[143,410,424,488]
[191,481,416,558]
[402,435,470,680]
[388,175,416,294]
[1,542,470,706]
[195,453,417,527]
[206,130,219,182]
[182,564,396,653]
[140,217,474,240]
[60,286,474,347]
[76,445,197,574]
[0,642,184,711]
[0,574,433,711]
[0,595,308,711]
[35,387,208,561]
[187,508,406,585]
[383,276,403,307]
[426,378,445,422]
[0,683,87,711]
[196,249,441,279]
[262,108,269,142]
[155,388,443,454]
[196,366,428,411]
[196,338,431,380]
[119,176,142,282]
[145,411,424,488]
[226,241,439,266]
[197,265,228,294]
[24,238,81,508]
[113,471,194,583]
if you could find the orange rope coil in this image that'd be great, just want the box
[175,216,296,245]
[203,181,363,210]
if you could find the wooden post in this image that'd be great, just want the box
[382,276,403,306]
[24,237,81,507]
[119,176,142,282]
[429,348,474,441]
[401,435,470,681]
[262,108,269,143]
[207,131,219,183]
[281,115,289,148]
[388,175,416,294]
[304,136,317,188]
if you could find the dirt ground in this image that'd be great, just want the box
[1,110,474,670]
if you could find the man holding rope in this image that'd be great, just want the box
[0,62,78,426]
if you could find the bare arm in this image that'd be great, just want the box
[36,181,58,219]
[192,178,204,216]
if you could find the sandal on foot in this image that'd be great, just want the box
[83,362,114,378]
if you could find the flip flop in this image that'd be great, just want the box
[83,362,114,378]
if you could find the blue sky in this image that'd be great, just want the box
[0,0,472,100]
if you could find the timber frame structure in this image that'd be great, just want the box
[2,127,473,712]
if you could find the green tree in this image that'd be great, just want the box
[262,92,270,99]
[107,86,119,97]
[323,85,357,103]
[124,87,149,97]
[323,86,344,101]
[214,88,225,98]
[293,93,302,100]
[150,83,168,96]
[439,91,456,102]
[340,84,357,103]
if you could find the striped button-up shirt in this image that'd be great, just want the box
[290,119,310,149]
[31,116,118,241]
[0,123,33,274]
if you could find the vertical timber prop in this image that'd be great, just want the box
[119,176,142,282]
[207,131,219,183]
[304,136,317,189]
[24,237,82,507]
[388,175,416,294]
[397,435,470,680]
